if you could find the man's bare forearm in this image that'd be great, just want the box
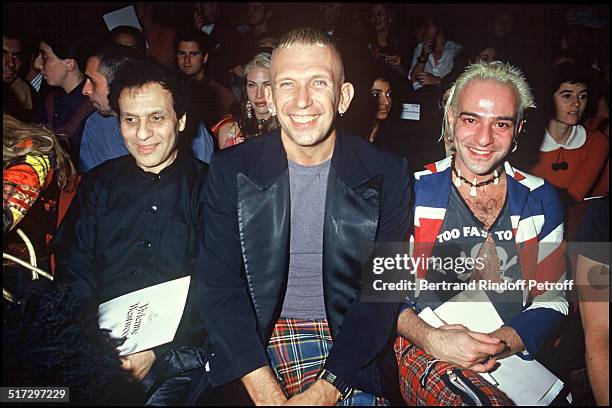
[488,325,524,359]
[410,62,425,80]
[397,308,436,353]
[398,308,506,371]
[585,333,609,405]
[241,366,287,405]
[284,380,340,406]
[578,256,609,405]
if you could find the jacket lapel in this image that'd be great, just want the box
[505,162,531,227]
[236,131,385,338]
[505,163,541,307]
[323,132,382,337]
[237,131,290,336]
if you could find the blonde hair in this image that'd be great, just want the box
[442,61,535,143]
[243,52,272,78]
[238,53,278,138]
[273,27,345,84]
[3,114,76,191]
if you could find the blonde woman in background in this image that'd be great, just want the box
[213,53,278,149]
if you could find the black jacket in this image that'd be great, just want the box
[53,151,209,351]
[194,129,411,400]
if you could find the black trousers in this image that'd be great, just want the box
[142,345,209,406]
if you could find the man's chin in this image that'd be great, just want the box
[284,130,327,148]
[459,159,496,177]
[3,74,17,84]
[182,69,198,77]
[458,154,501,174]
[99,110,114,117]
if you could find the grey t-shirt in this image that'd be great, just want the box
[280,159,331,320]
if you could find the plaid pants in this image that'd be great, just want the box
[266,318,389,406]
[395,336,515,406]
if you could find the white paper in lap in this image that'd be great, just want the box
[418,290,564,405]
[98,276,190,356]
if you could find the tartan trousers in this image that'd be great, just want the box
[394,336,515,406]
[266,318,389,406]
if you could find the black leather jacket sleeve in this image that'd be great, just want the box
[324,156,411,394]
[194,154,269,386]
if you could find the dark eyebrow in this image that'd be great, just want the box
[559,88,588,94]
[121,110,170,117]
[248,79,271,84]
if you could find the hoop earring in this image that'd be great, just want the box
[246,100,253,120]
[511,139,518,153]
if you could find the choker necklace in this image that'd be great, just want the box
[251,118,269,138]
[451,155,502,197]
[551,148,568,171]
[256,118,266,130]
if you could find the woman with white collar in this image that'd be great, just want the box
[531,62,608,205]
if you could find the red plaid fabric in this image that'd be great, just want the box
[394,336,515,406]
[266,318,388,406]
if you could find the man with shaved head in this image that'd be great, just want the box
[192,27,410,405]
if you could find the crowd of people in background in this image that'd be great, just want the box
[4,3,609,179]
[3,2,609,406]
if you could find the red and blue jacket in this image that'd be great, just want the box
[410,156,569,359]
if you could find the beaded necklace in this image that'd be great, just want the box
[451,155,503,197]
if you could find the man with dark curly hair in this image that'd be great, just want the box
[54,57,210,404]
